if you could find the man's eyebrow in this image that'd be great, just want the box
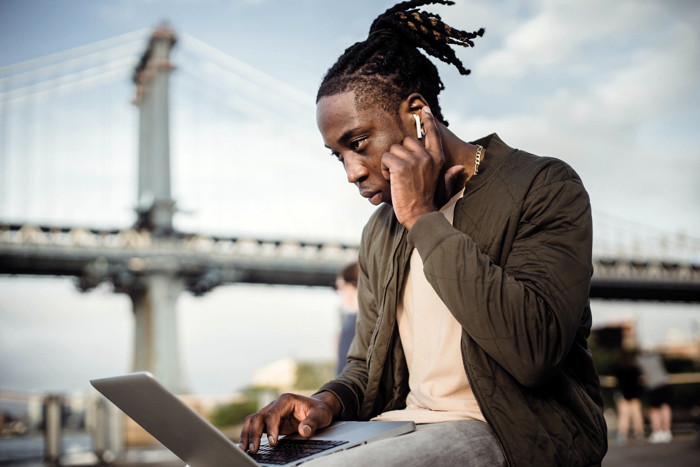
[324,126,364,150]
[330,127,364,147]
[340,127,363,142]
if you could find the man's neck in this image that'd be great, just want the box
[438,124,483,196]
[440,126,477,169]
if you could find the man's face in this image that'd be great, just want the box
[316,91,406,206]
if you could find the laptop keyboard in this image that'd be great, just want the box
[249,439,348,465]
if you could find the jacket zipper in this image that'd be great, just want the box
[365,225,407,416]
[370,227,406,359]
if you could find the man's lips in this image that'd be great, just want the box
[359,187,374,199]
[359,188,383,205]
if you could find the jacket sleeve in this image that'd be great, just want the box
[407,164,593,388]
[316,223,376,419]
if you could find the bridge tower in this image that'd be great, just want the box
[128,26,187,393]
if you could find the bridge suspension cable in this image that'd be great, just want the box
[0,57,135,108]
[593,211,700,263]
[0,29,141,228]
[0,28,148,75]
[174,34,318,149]
[178,33,312,109]
[0,41,144,90]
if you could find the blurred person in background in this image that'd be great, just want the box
[637,350,674,443]
[613,350,645,445]
[334,262,359,375]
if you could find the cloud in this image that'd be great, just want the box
[476,0,686,79]
[551,20,699,129]
[439,1,700,235]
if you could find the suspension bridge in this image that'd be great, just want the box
[1,27,699,392]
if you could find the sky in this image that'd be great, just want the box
[0,0,699,395]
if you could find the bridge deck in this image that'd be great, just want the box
[2,224,699,301]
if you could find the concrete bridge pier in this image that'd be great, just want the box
[129,273,189,394]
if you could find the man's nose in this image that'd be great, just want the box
[344,154,368,184]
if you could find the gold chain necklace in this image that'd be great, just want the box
[474,144,483,175]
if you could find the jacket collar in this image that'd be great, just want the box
[465,133,515,194]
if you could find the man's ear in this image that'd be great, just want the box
[401,93,430,114]
[400,93,430,136]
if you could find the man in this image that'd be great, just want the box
[241,1,607,465]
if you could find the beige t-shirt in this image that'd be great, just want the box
[373,188,485,424]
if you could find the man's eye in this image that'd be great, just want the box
[350,138,367,151]
[331,151,343,162]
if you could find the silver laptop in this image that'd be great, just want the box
[91,372,415,466]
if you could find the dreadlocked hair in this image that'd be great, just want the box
[316,0,484,126]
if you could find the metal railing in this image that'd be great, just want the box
[0,390,241,465]
[0,391,121,464]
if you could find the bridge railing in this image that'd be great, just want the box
[0,223,357,259]
[2,222,700,300]
[0,389,242,465]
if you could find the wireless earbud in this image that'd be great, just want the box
[412,114,424,139]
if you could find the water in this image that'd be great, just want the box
[0,432,92,464]
[0,277,339,395]
[1,276,699,396]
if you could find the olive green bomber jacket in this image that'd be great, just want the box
[318,134,608,466]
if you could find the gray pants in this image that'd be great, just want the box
[303,420,506,466]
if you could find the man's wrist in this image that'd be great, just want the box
[402,207,437,230]
[311,391,342,417]
[406,211,456,257]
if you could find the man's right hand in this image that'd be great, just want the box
[239,391,340,454]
